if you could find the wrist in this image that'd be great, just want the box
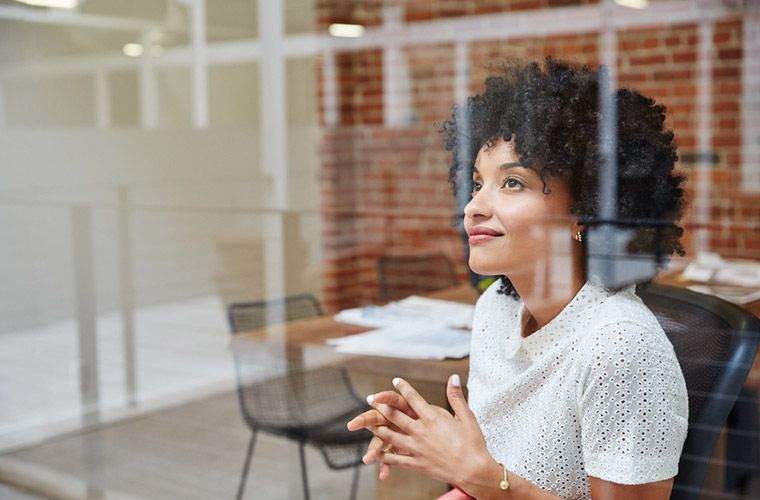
[458,454,505,500]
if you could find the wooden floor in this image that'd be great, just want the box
[2,390,376,499]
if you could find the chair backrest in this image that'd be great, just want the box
[226,294,365,432]
[232,361,365,430]
[227,293,324,333]
[377,253,459,303]
[635,282,760,500]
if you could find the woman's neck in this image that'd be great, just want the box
[509,252,586,338]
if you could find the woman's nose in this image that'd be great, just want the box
[463,191,491,220]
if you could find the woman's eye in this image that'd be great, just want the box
[470,181,482,195]
[502,177,524,191]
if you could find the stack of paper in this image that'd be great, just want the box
[333,295,475,330]
[327,323,471,360]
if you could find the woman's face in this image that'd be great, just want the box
[463,137,577,280]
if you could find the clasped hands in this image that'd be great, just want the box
[345,374,496,494]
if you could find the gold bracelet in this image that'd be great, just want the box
[498,462,510,491]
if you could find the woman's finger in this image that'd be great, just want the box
[369,391,418,418]
[446,374,475,421]
[378,463,392,481]
[369,425,412,451]
[347,408,387,431]
[371,402,416,433]
[378,449,416,469]
[368,435,385,453]
[391,377,432,418]
[363,435,386,464]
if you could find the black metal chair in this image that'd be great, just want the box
[635,283,760,499]
[377,253,459,303]
[227,293,373,500]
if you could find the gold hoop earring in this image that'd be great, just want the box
[573,230,584,242]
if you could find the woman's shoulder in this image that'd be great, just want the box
[579,283,679,363]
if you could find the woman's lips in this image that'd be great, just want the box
[469,234,502,245]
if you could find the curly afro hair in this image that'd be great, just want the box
[440,55,687,299]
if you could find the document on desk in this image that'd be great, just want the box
[687,285,760,305]
[326,323,471,360]
[681,252,760,288]
[333,295,474,330]
[679,251,760,305]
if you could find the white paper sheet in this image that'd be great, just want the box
[332,295,474,330]
[682,252,760,288]
[327,323,471,360]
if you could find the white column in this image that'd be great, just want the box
[382,5,412,127]
[453,40,472,219]
[590,0,621,285]
[598,0,618,224]
[189,0,209,129]
[139,30,158,129]
[0,80,5,130]
[694,19,715,254]
[117,186,137,406]
[258,0,287,329]
[322,49,338,126]
[94,70,111,128]
[741,13,760,192]
[71,206,100,425]
[454,41,469,107]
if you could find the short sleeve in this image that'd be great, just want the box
[578,320,689,485]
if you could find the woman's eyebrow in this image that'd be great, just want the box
[499,162,525,170]
[472,162,525,174]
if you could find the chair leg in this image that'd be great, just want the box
[236,431,258,500]
[298,442,311,500]
[349,447,362,500]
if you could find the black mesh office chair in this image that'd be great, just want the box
[635,283,760,500]
[377,253,459,303]
[227,293,373,500]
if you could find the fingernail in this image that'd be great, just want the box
[362,453,369,464]
[392,377,401,388]
[450,374,461,387]
[366,394,374,405]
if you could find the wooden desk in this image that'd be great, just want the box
[234,283,477,384]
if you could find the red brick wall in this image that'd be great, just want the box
[319,126,466,311]
[316,3,758,312]
[616,18,759,259]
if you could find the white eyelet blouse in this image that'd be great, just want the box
[466,276,689,499]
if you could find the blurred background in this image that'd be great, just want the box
[0,0,758,499]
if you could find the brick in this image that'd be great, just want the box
[671,51,696,63]
[718,48,743,61]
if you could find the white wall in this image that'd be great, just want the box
[0,48,322,333]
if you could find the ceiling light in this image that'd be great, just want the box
[614,0,649,8]
[15,0,80,8]
[328,23,365,38]
[123,43,144,58]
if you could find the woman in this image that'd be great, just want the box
[347,55,689,499]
